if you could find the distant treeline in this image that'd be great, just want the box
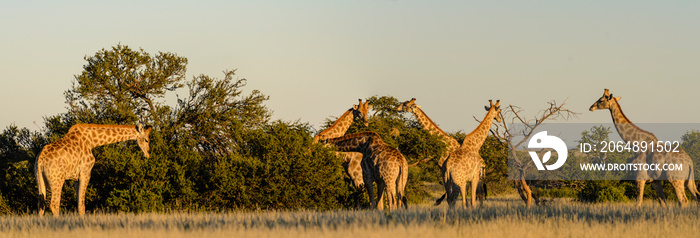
[1,45,699,214]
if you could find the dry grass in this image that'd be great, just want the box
[1,195,698,238]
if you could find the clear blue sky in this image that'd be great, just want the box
[1,1,699,134]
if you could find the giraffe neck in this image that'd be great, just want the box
[412,108,460,152]
[461,109,497,150]
[608,99,657,143]
[314,109,355,143]
[327,132,376,152]
[69,124,140,148]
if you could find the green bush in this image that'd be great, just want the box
[596,186,629,203]
[578,181,633,203]
[537,187,578,198]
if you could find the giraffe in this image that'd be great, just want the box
[35,124,152,217]
[326,131,408,210]
[396,98,486,200]
[396,98,460,165]
[313,99,371,143]
[313,99,372,189]
[435,100,501,209]
[590,89,700,207]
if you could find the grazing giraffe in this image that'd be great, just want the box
[397,98,486,200]
[590,89,700,207]
[35,124,152,217]
[327,131,408,210]
[396,98,460,166]
[313,99,372,189]
[436,100,501,209]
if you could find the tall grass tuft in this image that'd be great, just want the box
[1,195,698,238]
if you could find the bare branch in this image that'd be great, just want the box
[488,98,579,207]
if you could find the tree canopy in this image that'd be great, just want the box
[5,44,692,214]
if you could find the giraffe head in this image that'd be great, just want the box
[135,124,152,158]
[396,98,420,113]
[351,99,372,126]
[589,89,621,111]
[485,100,502,123]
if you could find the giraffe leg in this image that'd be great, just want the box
[49,179,64,217]
[384,181,397,211]
[470,178,480,207]
[669,180,688,207]
[651,180,668,208]
[635,180,646,207]
[77,173,91,216]
[37,194,46,217]
[440,178,452,207]
[364,179,375,209]
[376,182,386,210]
[687,179,700,202]
[448,184,459,208]
[74,180,79,202]
[459,184,468,209]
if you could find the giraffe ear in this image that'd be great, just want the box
[352,104,359,110]
[485,106,490,111]
[614,97,621,101]
[416,105,421,109]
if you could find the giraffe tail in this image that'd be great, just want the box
[397,161,409,209]
[434,193,446,206]
[435,168,450,206]
[402,195,408,209]
[35,157,46,215]
[35,160,46,197]
[687,163,700,201]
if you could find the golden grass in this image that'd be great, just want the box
[2,195,698,238]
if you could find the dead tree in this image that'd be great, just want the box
[488,100,579,207]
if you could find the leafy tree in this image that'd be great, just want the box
[0,44,358,214]
[172,71,270,158]
[0,126,46,213]
[316,95,451,204]
[578,125,612,163]
[681,130,700,193]
[65,44,187,126]
[681,130,700,178]
[480,136,510,195]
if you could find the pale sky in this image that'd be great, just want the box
[1,1,699,134]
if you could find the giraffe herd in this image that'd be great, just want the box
[33,89,700,216]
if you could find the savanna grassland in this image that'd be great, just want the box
[3,45,700,238]
[2,195,698,238]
